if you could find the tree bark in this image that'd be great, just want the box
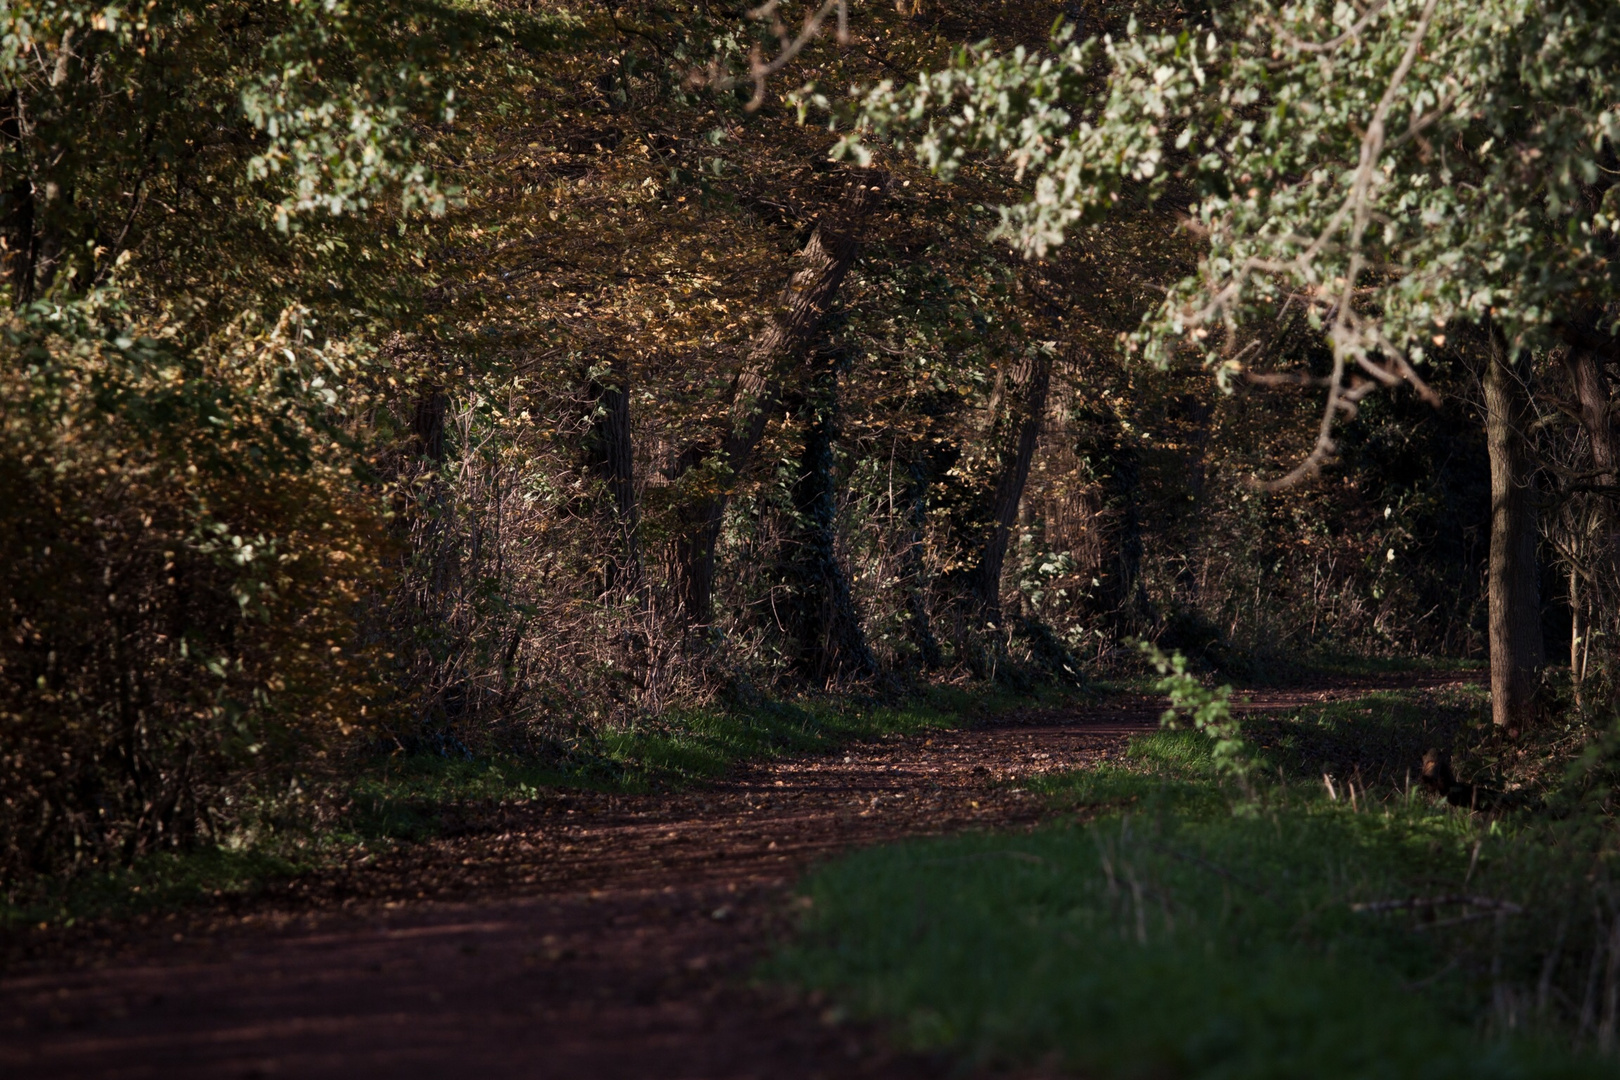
[784,357,875,682]
[974,347,1053,625]
[410,388,448,462]
[1,90,37,306]
[902,459,944,669]
[1484,331,1544,730]
[1101,434,1150,633]
[1560,326,1618,486]
[672,170,887,627]
[587,360,641,591]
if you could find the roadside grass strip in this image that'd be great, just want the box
[774,701,1614,1078]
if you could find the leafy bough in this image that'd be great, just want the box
[1137,640,1254,785]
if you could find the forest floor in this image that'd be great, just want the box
[1,671,1471,1080]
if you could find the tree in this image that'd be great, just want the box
[670,169,887,630]
[0,0,552,871]
[837,0,1620,727]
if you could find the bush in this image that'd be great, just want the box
[0,296,388,878]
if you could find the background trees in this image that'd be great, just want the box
[842,0,1620,726]
[5,0,1613,878]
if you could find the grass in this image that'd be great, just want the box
[346,682,1060,839]
[1280,651,1488,679]
[2,681,1060,931]
[770,685,1620,1079]
[1,848,312,934]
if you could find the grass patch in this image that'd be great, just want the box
[346,682,1070,841]
[1,847,311,933]
[773,690,1620,1078]
[1287,651,1488,679]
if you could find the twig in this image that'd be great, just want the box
[1403,957,1459,991]
[917,849,1046,866]
[1352,894,1524,915]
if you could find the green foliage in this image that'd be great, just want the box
[0,0,545,878]
[773,696,1620,1076]
[1,845,309,932]
[1139,640,1252,780]
[841,0,1620,361]
[0,288,389,877]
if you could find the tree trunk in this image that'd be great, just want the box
[410,388,448,462]
[1563,343,1618,486]
[1484,332,1544,730]
[587,360,641,591]
[974,347,1053,625]
[672,170,887,627]
[784,356,875,682]
[902,459,944,669]
[1,90,37,306]
[1102,436,1149,633]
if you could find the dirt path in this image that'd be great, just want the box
[1,675,1469,1079]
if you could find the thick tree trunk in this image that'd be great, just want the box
[974,347,1053,625]
[672,170,887,627]
[1484,333,1544,730]
[785,359,875,682]
[1102,441,1149,632]
[1564,344,1618,486]
[587,361,641,591]
[410,388,448,462]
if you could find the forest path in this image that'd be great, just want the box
[2,673,1469,1080]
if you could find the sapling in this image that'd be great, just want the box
[1136,640,1254,789]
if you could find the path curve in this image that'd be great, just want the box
[1,674,1469,1079]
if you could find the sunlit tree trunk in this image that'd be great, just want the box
[1484,332,1544,730]
[974,346,1052,625]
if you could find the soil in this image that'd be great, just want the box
[0,674,1471,1079]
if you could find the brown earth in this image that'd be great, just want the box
[0,674,1472,1079]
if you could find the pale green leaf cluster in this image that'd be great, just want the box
[838,0,1620,379]
[240,0,453,228]
[1138,640,1252,780]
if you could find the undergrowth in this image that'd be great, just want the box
[772,682,1620,1078]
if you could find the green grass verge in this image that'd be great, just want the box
[346,682,1061,840]
[1,848,311,934]
[771,687,1615,1079]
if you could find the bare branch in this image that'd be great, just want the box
[1255,0,1440,491]
[1352,895,1525,915]
[695,0,849,112]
